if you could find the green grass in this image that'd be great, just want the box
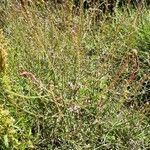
[0,1,150,149]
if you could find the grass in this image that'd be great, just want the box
[0,1,150,149]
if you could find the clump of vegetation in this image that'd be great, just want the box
[0,28,34,150]
[0,105,18,149]
[137,10,150,73]
[0,1,149,149]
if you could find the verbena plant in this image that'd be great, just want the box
[0,1,149,149]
